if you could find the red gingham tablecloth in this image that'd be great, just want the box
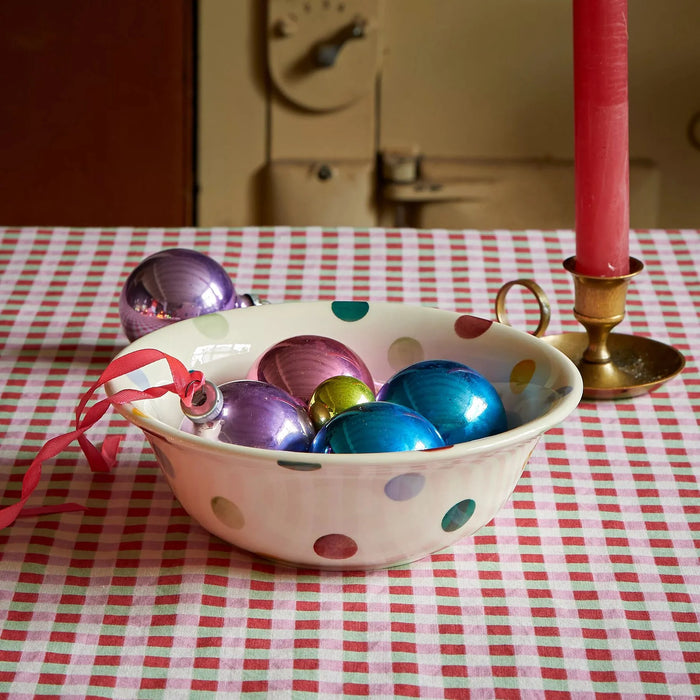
[0,227,698,698]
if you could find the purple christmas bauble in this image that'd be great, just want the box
[310,401,445,454]
[376,359,507,445]
[119,248,253,341]
[252,335,374,404]
[184,380,315,452]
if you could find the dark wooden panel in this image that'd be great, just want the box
[0,1,194,226]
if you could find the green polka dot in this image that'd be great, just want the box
[193,312,230,339]
[211,496,245,529]
[441,499,476,532]
[331,301,369,322]
[387,337,425,371]
[278,459,322,472]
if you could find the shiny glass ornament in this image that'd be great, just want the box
[310,401,444,454]
[253,335,374,404]
[119,248,255,341]
[308,375,375,429]
[181,379,315,452]
[376,359,507,445]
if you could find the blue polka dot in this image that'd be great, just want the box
[127,368,151,390]
[384,473,426,501]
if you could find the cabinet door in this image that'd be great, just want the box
[0,1,194,227]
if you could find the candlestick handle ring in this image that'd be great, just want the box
[494,279,551,338]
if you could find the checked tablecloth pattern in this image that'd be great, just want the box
[0,226,698,698]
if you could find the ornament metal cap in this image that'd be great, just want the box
[181,380,224,423]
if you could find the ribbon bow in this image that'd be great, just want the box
[0,349,204,530]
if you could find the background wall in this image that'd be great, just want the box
[198,0,700,230]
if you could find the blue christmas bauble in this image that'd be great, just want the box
[376,359,507,445]
[310,401,445,454]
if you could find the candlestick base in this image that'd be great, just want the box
[495,257,686,400]
[546,257,685,400]
[541,331,685,400]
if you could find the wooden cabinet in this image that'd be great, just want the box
[0,1,194,227]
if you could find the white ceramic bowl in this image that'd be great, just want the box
[106,301,582,570]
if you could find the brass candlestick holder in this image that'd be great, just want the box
[496,257,686,400]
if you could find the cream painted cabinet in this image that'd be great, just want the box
[198,0,700,229]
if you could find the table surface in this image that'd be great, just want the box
[0,226,698,698]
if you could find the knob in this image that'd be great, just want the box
[314,17,367,68]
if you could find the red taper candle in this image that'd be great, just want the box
[573,0,630,277]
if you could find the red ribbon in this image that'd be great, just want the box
[0,349,204,530]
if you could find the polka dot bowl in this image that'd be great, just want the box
[106,301,582,570]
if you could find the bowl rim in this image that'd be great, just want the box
[107,301,583,465]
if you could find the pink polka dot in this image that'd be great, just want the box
[313,534,358,559]
[454,315,493,339]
